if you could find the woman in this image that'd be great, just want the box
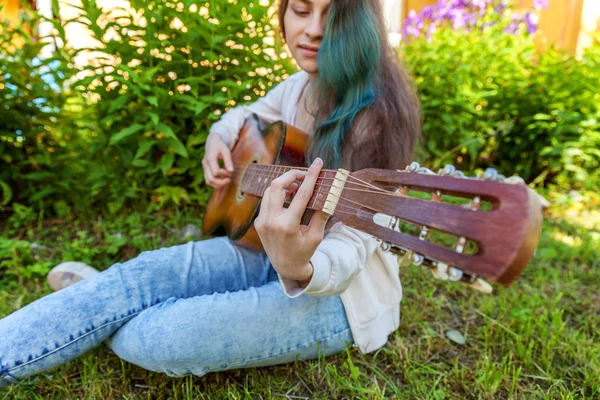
[0,0,420,386]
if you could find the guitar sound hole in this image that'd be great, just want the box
[236,157,260,204]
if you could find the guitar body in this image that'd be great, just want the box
[202,115,308,252]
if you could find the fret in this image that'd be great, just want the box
[273,165,279,184]
[260,165,267,195]
[311,171,323,211]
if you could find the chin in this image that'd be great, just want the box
[297,59,318,75]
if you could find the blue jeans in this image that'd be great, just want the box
[0,237,352,386]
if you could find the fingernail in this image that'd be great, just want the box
[312,157,322,166]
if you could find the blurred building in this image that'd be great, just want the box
[2,0,599,59]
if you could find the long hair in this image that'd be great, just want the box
[278,0,421,171]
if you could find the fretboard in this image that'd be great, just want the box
[239,164,338,212]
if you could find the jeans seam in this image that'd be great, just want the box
[199,327,352,375]
[2,311,143,377]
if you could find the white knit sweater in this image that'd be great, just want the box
[208,71,402,353]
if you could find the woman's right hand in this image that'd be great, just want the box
[202,133,234,189]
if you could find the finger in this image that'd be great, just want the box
[287,181,301,195]
[288,158,323,222]
[284,181,301,205]
[258,187,271,221]
[220,148,234,173]
[268,169,307,211]
[206,155,224,179]
[203,159,230,188]
[306,210,330,242]
[209,177,231,188]
[202,159,214,183]
[213,167,232,179]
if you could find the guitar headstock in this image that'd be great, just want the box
[333,163,543,286]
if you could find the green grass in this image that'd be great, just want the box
[1,192,598,399]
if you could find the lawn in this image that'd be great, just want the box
[0,191,598,399]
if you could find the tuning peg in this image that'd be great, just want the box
[406,161,437,175]
[407,161,420,172]
[504,176,526,185]
[430,262,449,280]
[438,164,456,176]
[482,168,499,181]
[467,278,493,294]
[438,164,466,178]
[448,267,464,281]
[397,250,414,267]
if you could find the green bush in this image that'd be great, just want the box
[70,0,294,212]
[400,10,600,190]
[0,5,85,215]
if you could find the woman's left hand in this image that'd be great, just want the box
[254,157,330,285]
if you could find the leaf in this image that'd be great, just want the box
[142,66,161,81]
[0,180,12,206]
[24,171,55,180]
[195,101,209,116]
[30,186,57,202]
[109,123,144,145]
[445,330,466,345]
[167,138,189,158]
[156,123,177,140]
[533,113,552,121]
[160,152,175,176]
[147,96,158,107]
[135,140,157,159]
[131,159,150,167]
[148,112,159,125]
[107,94,131,113]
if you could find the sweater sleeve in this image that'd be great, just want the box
[208,77,292,149]
[278,221,380,298]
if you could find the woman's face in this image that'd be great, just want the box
[283,0,330,78]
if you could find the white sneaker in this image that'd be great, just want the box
[47,261,99,291]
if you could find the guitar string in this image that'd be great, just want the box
[208,164,480,219]
[211,166,476,254]
[212,162,395,199]
[219,164,391,193]
[229,169,400,196]
[214,165,477,260]
[239,168,483,206]
[211,169,476,217]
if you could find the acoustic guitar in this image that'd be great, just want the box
[202,115,543,291]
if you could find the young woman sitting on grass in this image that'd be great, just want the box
[0,0,421,386]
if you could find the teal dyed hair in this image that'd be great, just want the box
[278,0,421,173]
[306,0,382,168]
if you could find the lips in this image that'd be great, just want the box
[299,44,319,52]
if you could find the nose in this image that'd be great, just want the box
[304,14,325,40]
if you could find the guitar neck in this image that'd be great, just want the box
[240,163,338,212]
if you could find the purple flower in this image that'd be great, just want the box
[422,5,436,20]
[471,0,489,15]
[404,0,541,41]
[533,0,548,10]
[494,0,508,14]
[448,9,466,29]
[505,21,519,34]
[524,12,539,34]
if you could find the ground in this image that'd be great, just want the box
[0,192,598,399]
